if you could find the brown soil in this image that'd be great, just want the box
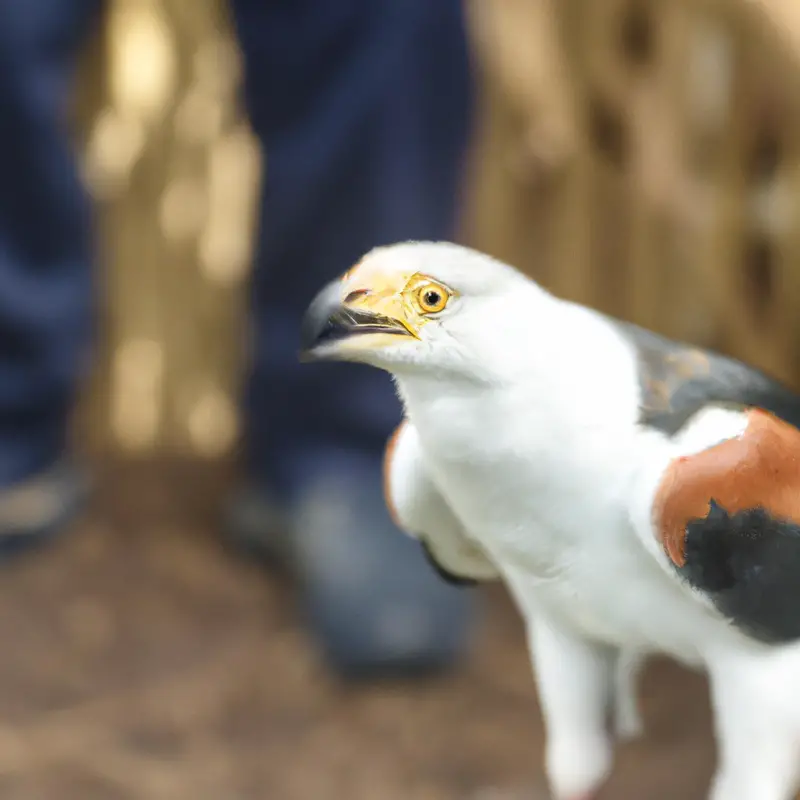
[0,459,718,799]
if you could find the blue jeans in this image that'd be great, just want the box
[0,0,473,492]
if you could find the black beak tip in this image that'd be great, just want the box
[299,279,411,364]
[300,281,343,357]
[298,313,325,356]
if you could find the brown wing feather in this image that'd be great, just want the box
[653,409,800,567]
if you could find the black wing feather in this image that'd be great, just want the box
[420,540,477,588]
[613,320,800,434]
[680,502,800,644]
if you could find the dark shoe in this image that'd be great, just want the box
[0,459,91,558]
[223,481,291,568]
[225,451,477,679]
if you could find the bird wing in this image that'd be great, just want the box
[608,319,800,644]
[655,407,800,644]
[383,419,500,585]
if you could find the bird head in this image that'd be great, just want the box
[300,241,545,381]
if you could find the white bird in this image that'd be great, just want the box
[300,241,800,800]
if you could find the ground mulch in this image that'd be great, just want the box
[0,459,718,799]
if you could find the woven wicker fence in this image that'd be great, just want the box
[75,0,800,457]
[464,0,800,381]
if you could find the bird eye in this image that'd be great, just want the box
[416,283,449,314]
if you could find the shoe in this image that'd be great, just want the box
[224,449,477,679]
[0,459,91,558]
[223,481,290,568]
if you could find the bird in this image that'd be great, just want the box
[300,240,800,800]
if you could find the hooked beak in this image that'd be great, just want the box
[300,280,414,361]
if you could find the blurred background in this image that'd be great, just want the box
[0,0,798,797]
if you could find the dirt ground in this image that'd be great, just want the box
[0,459,720,799]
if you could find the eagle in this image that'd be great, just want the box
[301,241,800,800]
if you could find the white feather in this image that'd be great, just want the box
[385,420,499,581]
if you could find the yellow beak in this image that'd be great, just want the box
[300,279,416,360]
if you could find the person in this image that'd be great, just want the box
[0,0,477,679]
